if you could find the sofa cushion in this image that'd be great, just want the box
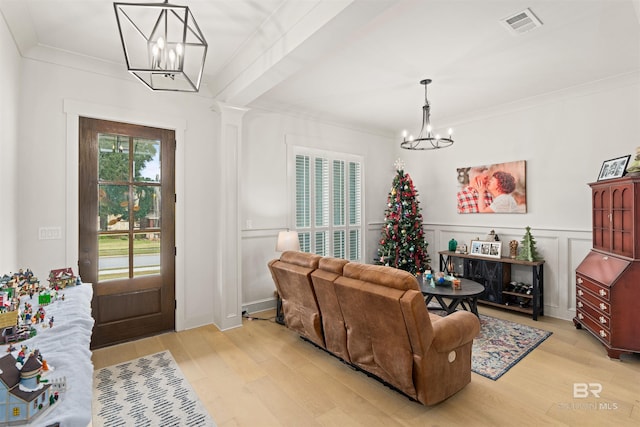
[310,258,350,362]
[334,275,417,399]
[268,251,324,347]
[342,262,420,291]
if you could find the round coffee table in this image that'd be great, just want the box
[419,277,484,317]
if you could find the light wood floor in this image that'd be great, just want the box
[92,306,640,426]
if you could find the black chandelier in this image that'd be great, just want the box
[114,1,208,92]
[400,79,454,150]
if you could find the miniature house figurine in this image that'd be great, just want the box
[48,268,76,290]
[0,351,54,425]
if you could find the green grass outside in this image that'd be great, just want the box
[99,236,160,257]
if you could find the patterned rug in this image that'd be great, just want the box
[472,314,552,380]
[93,350,216,426]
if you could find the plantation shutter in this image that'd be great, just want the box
[333,160,345,226]
[295,154,311,251]
[348,161,361,260]
[292,147,362,262]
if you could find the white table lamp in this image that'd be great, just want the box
[276,231,300,252]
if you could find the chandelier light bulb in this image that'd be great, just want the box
[169,49,176,69]
[402,130,408,139]
[409,135,414,141]
[448,128,453,136]
[176,43,184,56]
[426,124,432,134]
[435,134,441,140]
[157,37,165,50]
[151,44,160,68]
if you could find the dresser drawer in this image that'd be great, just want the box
[576,310,612,344]
[576,275,610,301]
[576,286,611,314]
[576,298,611,330]
[576,289,611,316]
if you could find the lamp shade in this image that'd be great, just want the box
[114,1,208,92]
[276,231,300,252]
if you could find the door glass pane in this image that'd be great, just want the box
[98,234,129,281]
[133,232,161,277]
[134,138,161,183]
[98,134,129,182]
[133,186,161,230]
[98,184,129,231]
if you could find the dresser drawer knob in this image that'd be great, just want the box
[578,313,584,320]
[599,289,607,297]
[600,303,607,311]
[599,316,607,324]
[578,302,583,308]
[599,330,607,338]
[577,277,583,284]
[578,290,584,296]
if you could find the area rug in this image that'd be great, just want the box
[93,350,216,427]
[472,314,552,380]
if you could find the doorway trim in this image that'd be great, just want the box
[63,99,187,331]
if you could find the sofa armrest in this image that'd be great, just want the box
[430,311,480,353]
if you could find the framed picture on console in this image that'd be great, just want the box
[470,240,501,259]
[598,155,630,181]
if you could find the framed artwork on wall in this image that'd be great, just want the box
[597,155,631,181]
[470,240,502,259]
[456,160,526,214]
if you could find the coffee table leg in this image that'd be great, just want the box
[469,297,479,317]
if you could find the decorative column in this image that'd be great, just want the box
[214,102,248,330]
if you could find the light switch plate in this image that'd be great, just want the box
[39,227,62,240]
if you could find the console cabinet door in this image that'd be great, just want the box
[591,180,638,258]
[464,259,507,304]
[610,183,635,258]
[592,185,610,253]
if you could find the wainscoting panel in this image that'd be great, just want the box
[426,224,591,321]
[241,224,591,321]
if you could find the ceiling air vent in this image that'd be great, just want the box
[501,8,543,35]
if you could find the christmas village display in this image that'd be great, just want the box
[0,267,78,426]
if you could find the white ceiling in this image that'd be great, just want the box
[2,0,639,137]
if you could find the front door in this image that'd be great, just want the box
[79,117,175,349]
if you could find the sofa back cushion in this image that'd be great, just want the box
[334,275,418,399]
[310,257,350,362]
[268,251,324,347]
[342,262,420,291]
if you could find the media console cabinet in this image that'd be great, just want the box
[439,250,545,320]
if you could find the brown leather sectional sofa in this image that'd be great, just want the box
[268,251,481,406]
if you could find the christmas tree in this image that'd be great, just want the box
[376,161,430,275]
[516,226,542,261]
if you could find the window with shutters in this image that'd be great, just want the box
[293,147,363,262]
